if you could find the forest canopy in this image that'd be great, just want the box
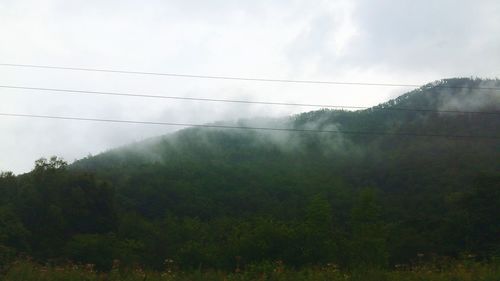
[0,78,499,271]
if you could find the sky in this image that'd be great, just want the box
[1,0,499,174]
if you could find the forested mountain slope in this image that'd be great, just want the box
[1,78,499,270]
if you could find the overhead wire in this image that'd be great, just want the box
[1,84,499,115]
[1,63,500,91]
[0,63,498,140]
[0,112,498,140]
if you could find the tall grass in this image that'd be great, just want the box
[1,260,499,281]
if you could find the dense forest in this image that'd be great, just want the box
[1,78,499,272]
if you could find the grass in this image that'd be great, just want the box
[1,260,499,281]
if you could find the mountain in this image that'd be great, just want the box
[72,77,499,196]
[1,78,499,270]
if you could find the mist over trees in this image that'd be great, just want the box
[0,78,499,270]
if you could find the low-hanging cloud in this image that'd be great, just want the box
[1,0,499,173]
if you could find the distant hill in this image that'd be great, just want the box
[2,78,499,270]
[73,77,500,190]
[71,77,499,219]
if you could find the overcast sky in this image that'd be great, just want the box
[1,0,499,174]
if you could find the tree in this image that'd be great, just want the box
[300,194,337,264]
[349,188,388,268]
[461,174,500,257]
[0,206,29,265]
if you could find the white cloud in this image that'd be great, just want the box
[0,0,498,173]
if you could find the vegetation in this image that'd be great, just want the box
[0,78,499,279]
[2,259,499,281]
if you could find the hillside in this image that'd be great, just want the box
[73,77,499,198]
[1,78,499,270]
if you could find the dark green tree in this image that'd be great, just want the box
[349,188,388,268]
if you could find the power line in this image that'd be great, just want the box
[1,63,500,91]
[0,112,498,140]
[1,85,499,115]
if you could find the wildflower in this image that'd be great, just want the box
[235,256,242,273]
[273,260,284,273]
[85,263,95,272]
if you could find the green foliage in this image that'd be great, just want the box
[349,189,388,268]
[65,233,149,271]
[0,207,29,249]
[0,78,499,270]
[2,260,500,281]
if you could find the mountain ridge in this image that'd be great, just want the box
[73,77,500,170]
[2,77,498,270]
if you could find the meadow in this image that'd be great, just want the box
[2,260,499,281]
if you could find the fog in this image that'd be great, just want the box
[1,0,499,174]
